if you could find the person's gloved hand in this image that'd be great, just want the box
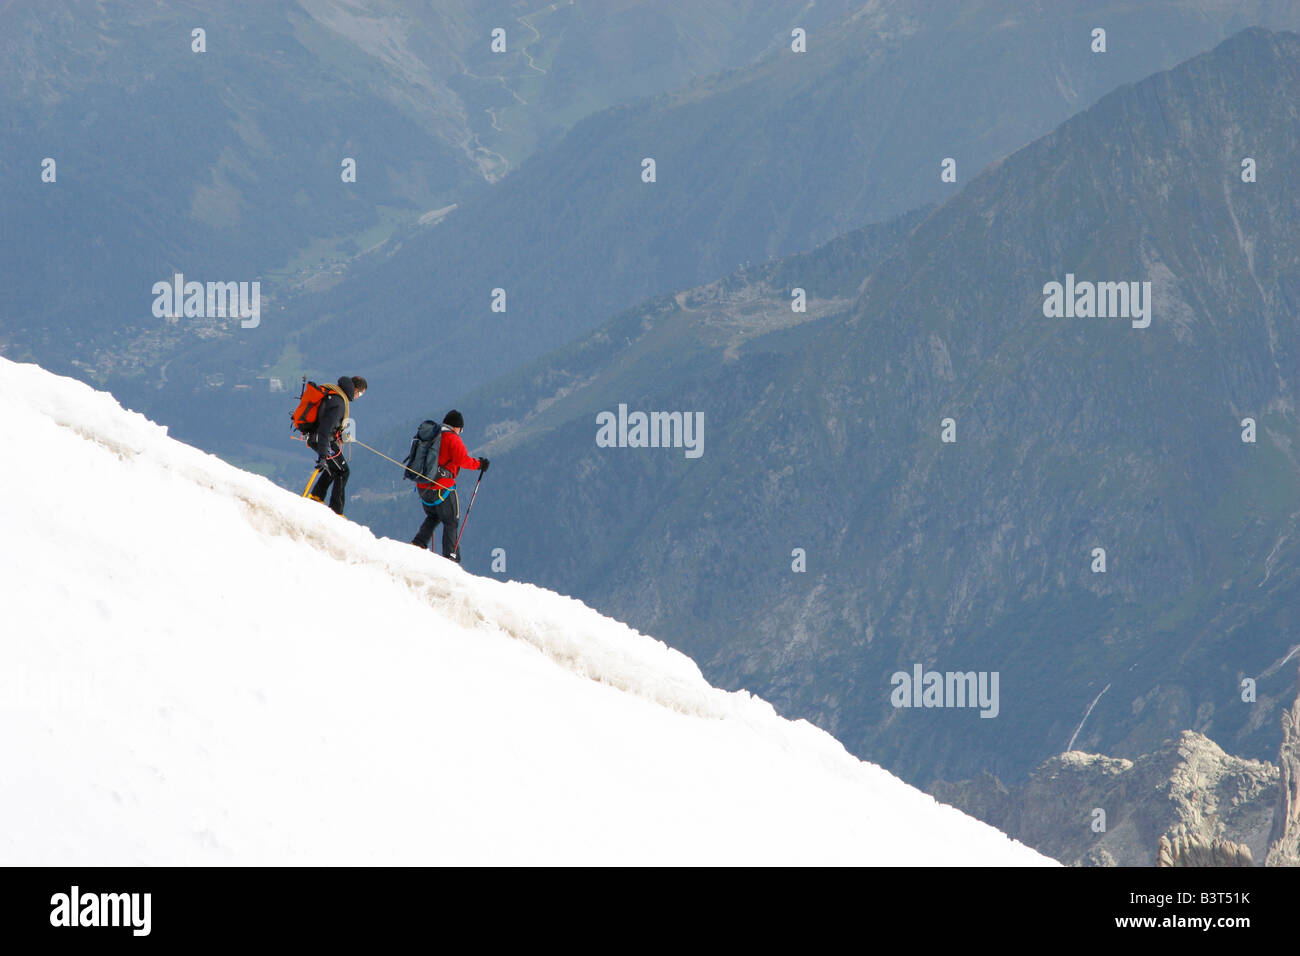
[478,457,491,474]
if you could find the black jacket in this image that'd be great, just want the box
[310,376,356,458]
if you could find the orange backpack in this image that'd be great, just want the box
[290,379,344,435]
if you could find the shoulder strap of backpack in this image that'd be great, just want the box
[427,423,445,470]
[321,383,349,434]
[432,425,454,480]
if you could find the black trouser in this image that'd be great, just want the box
[411,488,460,560]
[309,454,349,515]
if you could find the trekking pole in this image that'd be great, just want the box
[301,468,320,497]
[454,471,485,553]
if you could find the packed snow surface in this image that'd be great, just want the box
[0,358,1052,865]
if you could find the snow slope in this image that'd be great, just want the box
[0,358,1052,865]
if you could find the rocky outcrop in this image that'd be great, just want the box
[1264,668,1300,866]
[932,730,1280,866]
[1157,827,1253,867]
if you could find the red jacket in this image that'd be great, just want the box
[418,428,481,493]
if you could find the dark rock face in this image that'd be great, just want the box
[454,28,1300,790]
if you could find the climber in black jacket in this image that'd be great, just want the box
[307,375,366,515]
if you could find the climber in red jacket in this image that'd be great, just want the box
[409,409,489,562]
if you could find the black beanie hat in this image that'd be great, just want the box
[443,409,465,429]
